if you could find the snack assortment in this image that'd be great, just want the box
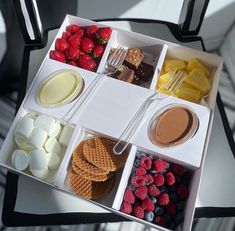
[110,48,154,88]
[0,16,223,231]
[50,23,112,71]
[70,136,128,199]
[120,151,191,230]
[12,113,73,180]
[157,58,212,103]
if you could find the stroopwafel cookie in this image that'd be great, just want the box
[83,136,127,172]
[72,162,112,182]
[70,172,115,199]
[72,141,109,176]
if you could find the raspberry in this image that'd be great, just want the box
[144,174,154,185]
[131,175,145,187]
[177,184,189,199]
[135,166,146,176]
[140,156,152,170]
[148,185,160,197]
[120,202,132,214]
[124,188,135,204]
[172,164,186,176]
[153,215,166,226]
[153,159,168,172]
[135,186,148,200]
[166,202,176,215]
[154,173,165,186]
[141,197,155,211]
[132,204,144,219]
[165,172,176,186]
[158,193,170,206]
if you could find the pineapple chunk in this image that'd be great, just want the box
[184,68,211,95]
[175,85,202,103]
[156,72,170,89]
[186,59,210,77]
[164,59,186,72]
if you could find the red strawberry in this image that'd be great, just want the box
[55,38,69,52]
[93,45,104,58]
[49,50,65,63]
[62,31,71,40]
[66,47,80,60]
[80,37,95,53]
[76,28,85,37]
[67,60,78,67]
[96,27,112,44]
[68,34,81,48]
[86,25,99,38]
[77,54,96,71]
[66,24,80,34]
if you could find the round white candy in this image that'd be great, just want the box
[27,128,47,149]
[14,116,34,139]
[31,169,49,180]
[29,149,47,170]
[49,122,62,138]
[44,137,61,154]
[15,136,27,149]
[12,149,29,171]
[34,115,58,136]
[46,152,60,170]
[59,125,74,146]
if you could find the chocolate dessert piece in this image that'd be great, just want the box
[135,62,154,82]
[117,65,135,83]
[124,48,144,70]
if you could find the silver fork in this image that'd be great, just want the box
[63,47,127,121]
[113,70,185,155]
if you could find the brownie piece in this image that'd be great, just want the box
[117,65,135,83]
[124,48,144,70]
[135,62,154,82]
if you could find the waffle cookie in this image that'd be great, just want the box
[72,162,112,182]
[70,172,115,200]
[83,136,127,171]
[73,141,109,176]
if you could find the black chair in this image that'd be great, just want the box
[1,0,235,228]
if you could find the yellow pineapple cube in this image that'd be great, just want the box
[175,85,202,103]
[156,72,170,89]
[184,68,211,95]
[164,59,186,72]
[186,59,210,77]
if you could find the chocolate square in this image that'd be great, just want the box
[124,48,144,70]
[135,62,154,82]
[117,65,135,83]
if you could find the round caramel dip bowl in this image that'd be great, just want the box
[148,104,199,148]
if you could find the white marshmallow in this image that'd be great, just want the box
[59,125,74,146]
[14,116,34,139]
[31,169,49,180]
[44,137,61,154]
[11,149,29,171]
[49,122,62,138]
[15,136,27,149]
[27,128,47,149]
[46,152,60,170]
[29,149,47,170]
[34,115,58,136]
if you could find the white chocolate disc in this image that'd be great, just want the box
[46,152,60,170]
[31,168,49,180]
[27,128,47,149]
[29,149,47,170]
[44,137,61,154]
[59,125,74,146]
[14,116,34,139]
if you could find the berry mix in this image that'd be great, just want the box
[49,24,112,71]
[120,151,191,230]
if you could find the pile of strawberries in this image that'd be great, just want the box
[49,23,112,71]
[120,151,191,230]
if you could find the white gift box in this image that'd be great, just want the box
[0,15,224,231]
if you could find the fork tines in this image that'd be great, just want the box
[108,47,127,69]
